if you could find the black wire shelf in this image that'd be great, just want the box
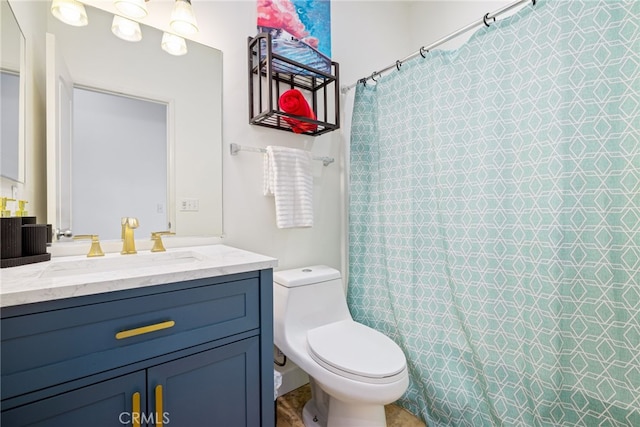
[248,32,340,137]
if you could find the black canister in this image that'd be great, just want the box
[46,224,53,244]
[0,217,23,259]
[21,216,37,225]
[22,224,48,256]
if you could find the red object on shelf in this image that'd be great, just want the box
[279,89,318,134]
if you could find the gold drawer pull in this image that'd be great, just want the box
[132,392,141,427]
[155,385,164,427]
[115,321,175,340]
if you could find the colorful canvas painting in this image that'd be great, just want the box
[257,0,331,74]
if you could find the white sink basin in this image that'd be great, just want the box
[39,251,206,278]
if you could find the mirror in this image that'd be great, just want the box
[44,3,223,242]
[1,0,26,183]
[72,87,169,240]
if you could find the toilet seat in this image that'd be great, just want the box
[307,320,407,384]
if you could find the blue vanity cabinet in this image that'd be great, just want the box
[1,268,275,427]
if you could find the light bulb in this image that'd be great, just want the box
[112,15,142,42]
[170,0,198,36]
[161,32,188,56]
[51,0,88,27]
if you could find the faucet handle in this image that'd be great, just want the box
[121,217,139,228]
[150,231,175,252]
[73,234,105,257]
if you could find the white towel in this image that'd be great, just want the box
[263,146,314,228]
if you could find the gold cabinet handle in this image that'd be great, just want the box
[155,385,164,427]
[115,321,175,340]
[132,392,141,427]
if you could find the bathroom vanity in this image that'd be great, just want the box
[0,245,277,426]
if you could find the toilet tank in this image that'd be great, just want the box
[273,265,341,287]
[273,266,352,336]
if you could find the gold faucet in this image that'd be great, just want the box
[0,197,15,217]
[73,235,105,257]
[121,217,139,255]
[150,231,175,252]
[15,200,28,216]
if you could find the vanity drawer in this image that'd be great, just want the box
[1,277,259,400]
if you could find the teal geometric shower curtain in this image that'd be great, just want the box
[347,1,639,425]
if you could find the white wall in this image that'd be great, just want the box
[408,1,515,52]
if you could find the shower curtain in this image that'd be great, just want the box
[347,1,639,426]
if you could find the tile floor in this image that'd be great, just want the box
[276,384,426,427]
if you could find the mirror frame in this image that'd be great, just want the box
[1,0,26,184]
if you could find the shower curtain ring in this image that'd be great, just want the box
[483,12,495,27]
[532,0,536,5]
[396,60,402,71]
[371,71,378,82]
[419,46,428,58]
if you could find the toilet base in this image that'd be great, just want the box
[302,398,327,427]
[303,378,329,426]
[303,378,388,427]
[326,397,387,427]
[302,397,387,427]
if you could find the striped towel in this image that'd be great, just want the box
[263,146,314,228]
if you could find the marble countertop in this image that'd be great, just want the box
[0,244,278,308]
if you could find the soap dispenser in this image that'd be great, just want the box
[14,200,28,217]
[0,197,22,261]
[0,197,15,217]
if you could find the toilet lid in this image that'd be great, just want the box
[307,320,406,384]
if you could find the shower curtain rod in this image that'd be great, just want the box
[340,0,536,93]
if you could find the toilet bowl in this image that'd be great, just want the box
[273,265,409,427]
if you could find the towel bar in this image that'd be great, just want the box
[230,143,334,166]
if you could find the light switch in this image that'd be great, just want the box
[179,199,199,211]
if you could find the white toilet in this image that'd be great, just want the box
[273,265,409,427]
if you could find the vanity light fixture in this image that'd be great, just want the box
[111,15,143,42]
[114,0,148,19]
[161,32,188,56]
[169,0,199,36]
[50,0,88,27]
